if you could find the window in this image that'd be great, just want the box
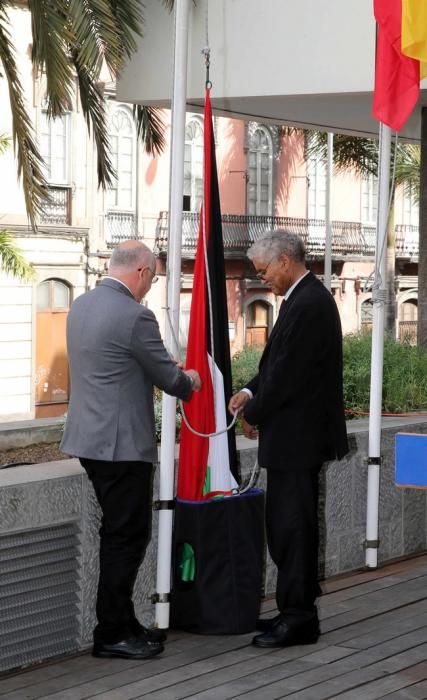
[399,299,418,345]
[307,150,326,220]
[402,192,419,226]
[361,174,378,225]
[40,111,70,185]
[37,280,70,311]
[247,125,273,216]
[107,107,136,210]
[184,119,203,212]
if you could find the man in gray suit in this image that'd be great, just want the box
[61,240,201,660]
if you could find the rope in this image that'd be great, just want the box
[367,129,399,304]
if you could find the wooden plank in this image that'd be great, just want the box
[327,662,427,700]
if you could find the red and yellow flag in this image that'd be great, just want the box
[373,0,420,131]
[401,0,427,76]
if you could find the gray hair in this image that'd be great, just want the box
[109,242,153,271]
[247,229,306,263]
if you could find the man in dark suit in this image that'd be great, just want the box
[229,230,348,649]
[61,240,201,660]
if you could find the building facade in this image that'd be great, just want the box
[0,6,420,422]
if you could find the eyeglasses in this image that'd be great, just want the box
[255,257,277,280]
[138,267,159,284]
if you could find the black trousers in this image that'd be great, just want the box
[80,458,154,644]
[265,466,321,626]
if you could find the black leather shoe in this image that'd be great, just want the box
[252,618,319,649]
[256,614,281,631]
[138,626,167,643]
[92,636,164,659]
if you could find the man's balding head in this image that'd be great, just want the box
[109,240,155,274]
[108,240,157,302]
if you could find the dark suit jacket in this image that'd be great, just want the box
[61,278,192,463]
[244,272,348,469]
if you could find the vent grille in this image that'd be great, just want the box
[0,522,82,673]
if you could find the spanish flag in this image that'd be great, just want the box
[373,0,420,131]
[401,0,427,75]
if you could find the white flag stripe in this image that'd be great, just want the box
[207,354,239,492]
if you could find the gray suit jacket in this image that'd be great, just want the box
[61,278,192,462]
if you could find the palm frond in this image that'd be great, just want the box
[73,54,115,186]
[306,132,379,176]
[109,0,144,61]
[0,133,11,155]
[29,0,75,117]
[69,0,134,79]
[0,7,49,228]
[394,144,420,203]
[0,230,35,281]
[133,105,166,156]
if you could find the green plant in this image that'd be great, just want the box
[231,345,263,396]
[343,332,427,417]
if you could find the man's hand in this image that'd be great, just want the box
[242,417,258,440]
[185,369,202,391]
[228,390,250,416]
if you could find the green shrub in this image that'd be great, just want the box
[231,345,263,395]
[343,332,427,417]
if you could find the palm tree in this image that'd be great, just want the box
[0,133,34,279]
[0,0,172,228]
[0,230,34,280]
[307,133,421,337]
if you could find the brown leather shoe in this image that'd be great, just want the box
[92,635,164,659]
[252,618,319,648]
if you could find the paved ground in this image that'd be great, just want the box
[2,555,427,699]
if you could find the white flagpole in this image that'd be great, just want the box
[365,122,391,568]
[324,131,333,291]
[155,0,191,629]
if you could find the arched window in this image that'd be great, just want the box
[40,110,70,185]
[36,279,70,311]
[184,118,203,212]
[245,300,271,346]
[247,125,273,216]
[361,299,373,333]
[399,299,417,345]
[107,107,136,210]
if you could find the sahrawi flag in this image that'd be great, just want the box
[177,88,238,501]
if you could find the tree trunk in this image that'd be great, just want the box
[418,107,427,347]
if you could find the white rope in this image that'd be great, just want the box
[367,129,399,305]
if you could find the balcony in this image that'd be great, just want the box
[105,211,137,246]
[155,212,420,260]
[40,186,72,226]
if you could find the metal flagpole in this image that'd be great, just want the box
[324,131,333,291]
[154,0,191,629]
[365,122,391,568]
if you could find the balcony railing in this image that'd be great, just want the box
[155,212,420,259]
[105,211,137,246]
[40,186,72,225]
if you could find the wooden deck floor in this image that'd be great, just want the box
[2,555,427,700]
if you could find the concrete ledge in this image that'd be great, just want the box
[0,416,65,450]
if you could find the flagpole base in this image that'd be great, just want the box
[154,601,171,630]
